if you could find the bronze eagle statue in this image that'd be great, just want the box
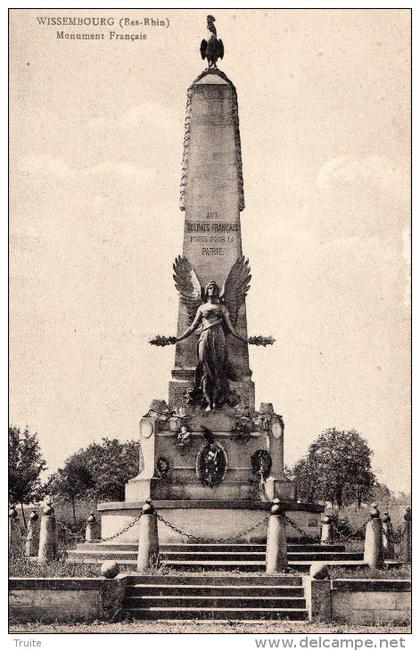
[200,15,224,68]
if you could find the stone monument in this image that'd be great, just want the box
[97,18,323,543]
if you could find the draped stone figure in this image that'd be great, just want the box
[173,255,251,411]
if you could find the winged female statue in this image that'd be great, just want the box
[150,255,275,411]
[175,256,250,410]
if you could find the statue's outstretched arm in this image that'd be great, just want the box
[223,309,247,345]
[176,309,202,342]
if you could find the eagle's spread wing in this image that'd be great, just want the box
[173,256,203,323]
[200,39,207,60]
[220,256,251,326]
[218,39,224,60]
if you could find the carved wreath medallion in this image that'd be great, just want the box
[196,441,228,488]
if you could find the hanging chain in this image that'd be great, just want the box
[156,512,270,543]
[56,520,85,541]
[330,519,368,544]
[57,512,144,544]
[91,512,143,543]
[282,514,318,542]
[43,507,412,554]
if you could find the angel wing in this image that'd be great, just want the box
[173,256,203,323]
[200,39,207,60]
[220,256,251,326]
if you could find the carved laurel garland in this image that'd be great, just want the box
[179,68,245,213]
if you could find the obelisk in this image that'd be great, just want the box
[169,67,255,410]
[78,19,323,550]
[141,19,290,501]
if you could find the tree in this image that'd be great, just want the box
[79,438,140,502]
[349,467,377,508]
[370,482,391,507]
[48,438,140,509]
[8,426,47,528]
[291,428,376,507]
[289,456,320,504]
[46,458,94,523]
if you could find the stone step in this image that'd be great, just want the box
[124,595,306,609]
[160,544,346,553]
[126,574,303,586]
[159,551,363,562]
[76,542,345,553]
[123,606,308,621]
[160,551,266,561]
[67,553,370,572]
[287,544,346,552]
[68,549,360,563]
[158,560,267,571]
[126,583,304,597]
[159,560,369,572]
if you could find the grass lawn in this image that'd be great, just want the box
[328,565,411,579]
[9,546,101,577]
[9,620,411,634]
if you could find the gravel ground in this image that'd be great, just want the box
[9,621,411,634]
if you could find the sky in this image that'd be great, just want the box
[9,8,411,493]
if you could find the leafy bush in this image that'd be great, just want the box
[326,510,366,541]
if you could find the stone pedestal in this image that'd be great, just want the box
[264,477,296,501]
[126,401,295,505]
[98,500,323,544]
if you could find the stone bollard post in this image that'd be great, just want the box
[9,505,19,552]
[25,509,39,557]
[85,512,100,542]
[364,504,384,569]
[266,498,288,573]
[38,503,58,563]
[382,512,394,560]
[402,507,411,563]
[306,562,332,622]
[320,515,333,545]
[137,499,159,572]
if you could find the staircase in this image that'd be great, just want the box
[68,542,364,572]
[67,541,367,621]
[122,573,308,621]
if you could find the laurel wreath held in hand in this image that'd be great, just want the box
[149,335,275,347]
